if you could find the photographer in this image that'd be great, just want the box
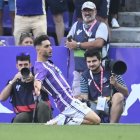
[0,53,52,123]
[79,49,129,123]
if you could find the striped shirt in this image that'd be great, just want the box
[34,61,73,112]
[80,69,127,101]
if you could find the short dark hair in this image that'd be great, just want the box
[16,52,30,63]
[19,32,33,45]
[34,35,50,47]
[84,49,101,60]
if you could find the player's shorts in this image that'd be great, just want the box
[46,99,92,125]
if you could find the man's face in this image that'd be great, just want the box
[38,40,52,58]
[82,8,96,24]
[16,60,31,72]
[86,56,101,72]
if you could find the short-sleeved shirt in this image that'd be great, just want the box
[10,79,49,113]
[34,61,73,112]
[67,20,109,71]
[80,68,127,101]
[15,0,46,16]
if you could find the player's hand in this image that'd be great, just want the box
[34,80,41,96]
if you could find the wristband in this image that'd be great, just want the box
[9,80,13,85]
[76,42,81,49]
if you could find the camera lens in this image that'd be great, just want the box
[21,68,30,78]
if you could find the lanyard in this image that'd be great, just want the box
[83,19,97,37]
[90,66,103,95]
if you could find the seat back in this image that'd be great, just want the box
[0,36,15,46]
[49,36,56,46]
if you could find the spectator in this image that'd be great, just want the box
[0,0,15,35]
[109,0,120,28]
[66,1,109,97]
[46,0,68,45]
[33,34,100,125]
[80,49,129,123]
[0,52,52,123]
[18,32,34,46]
[73,0,110,24]
[14,0,47,45]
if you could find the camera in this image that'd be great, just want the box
[104,58,127,75]
[67,36,72,42]
[21,68,30,79]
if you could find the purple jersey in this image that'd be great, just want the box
[34,61,73,112]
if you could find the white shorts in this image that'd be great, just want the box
[46,99,92,125]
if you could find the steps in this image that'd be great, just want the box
[110,0,140,44]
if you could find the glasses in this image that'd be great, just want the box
[20,32,33,38]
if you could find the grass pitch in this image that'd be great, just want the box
[0,123,140,140]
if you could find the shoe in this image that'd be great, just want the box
[44,119,57,125]
[111,18,120,28]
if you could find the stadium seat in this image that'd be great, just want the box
[49,36,56,46]
[59,37,67,47]
[0,36,15,46]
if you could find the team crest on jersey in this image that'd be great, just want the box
[76,29,82,36]
[88,79,92,85]
[16,85,21,91]
[103,77,108,83]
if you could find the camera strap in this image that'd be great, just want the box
[89,66,103,95]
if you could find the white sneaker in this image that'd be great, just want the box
[111,18,120,28]
[45,119,57,125]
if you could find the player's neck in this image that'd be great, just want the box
[37,56,48,62]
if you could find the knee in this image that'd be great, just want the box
[112,93,124,104]
[91,113,101,125]
[93,116,101,125]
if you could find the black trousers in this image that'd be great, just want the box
[12,101,52,123]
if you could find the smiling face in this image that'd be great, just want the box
[81,8,96,24]
[86,56,101,73]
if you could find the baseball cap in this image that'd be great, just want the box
[81,1,96,10]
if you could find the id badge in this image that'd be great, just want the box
[96,96,107,111]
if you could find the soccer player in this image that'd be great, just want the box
[33,35,101,125]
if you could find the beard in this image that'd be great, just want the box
[83,15,96,24]
[91,64,101,73]
[43,52,52,59]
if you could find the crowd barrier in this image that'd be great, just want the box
[0,46,140,123]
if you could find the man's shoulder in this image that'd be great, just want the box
[82,69,90,77]
[98,22,108,29]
